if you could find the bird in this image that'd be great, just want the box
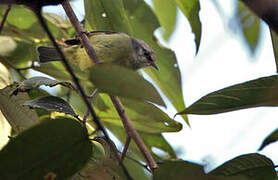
[37,31,158,71]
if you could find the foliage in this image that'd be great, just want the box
[0,0,277,179]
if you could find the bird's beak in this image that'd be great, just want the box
[150,54,159,70]
[150,61,159,70]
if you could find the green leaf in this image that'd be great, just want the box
[89,64,165,107]
[0,83,39,133]
[0,117,92,180]
[0,36,17,57]
[11,76,75,95]
[123,0,188,124]
[270,30,278,72]
[84,0,188,123]
[258,128,278,150]
[23,96,78,118]
[84,0,132,33]
[175,0,202,54]
[92,93,181,133]
[177,75,278,115]
[152,0,177,40]
[153,160,205,180]
[236,1,261,54]
[209,153,276,180]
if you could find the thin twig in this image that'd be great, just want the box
[83,89,98,122]
[0,4,11,35]
[1,57,31,79]
[121,136,131,162]
[61,0,157,171]
[61,1,134,179]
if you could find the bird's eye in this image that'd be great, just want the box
[143,49,152,61]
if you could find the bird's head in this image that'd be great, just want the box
[131,38,159,71]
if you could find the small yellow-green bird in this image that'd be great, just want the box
[38,31,158,71]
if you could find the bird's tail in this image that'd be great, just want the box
[37,46,61,63]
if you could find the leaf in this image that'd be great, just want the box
[11,76,75,95]
[258,128,278,150]
[270,30,278,72]
[175,0,202,54]
[84,0,132,33]
[93,93,181,133]
[209,153,276,180]
[89,64,165,107]
[153,160,205,180]
[0,36,17,57]
[236,1,261,54]
[0,117,92,180]
[0,83,39,133]
[152,0,177,40]
[85,0,188,123]
[177,75,278,115]
[23,96,78,118]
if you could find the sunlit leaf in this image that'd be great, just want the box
[177,75,278,115]
[90,64,165,107]
[236,1,261,54]
[210,153,276,180]
[0,117,92,180]
[258,128,278,150]
[270,30,278,72]
[11,76,75,95]
[0,83,39,133]
[0,36,17,57]
[23,96,78,118]
[175,0,202,54]
[84,0,132,33]
[152,0,177,40]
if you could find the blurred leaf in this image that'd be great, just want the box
[236,1,261,54]
[177,75,278,115]
[34,62,71,81]
[23,96,78,118]
[0,117,92,180]
[258,128,278,150]
[153,160,206,180]
[0,63,11,148]
[152,0,177,40]
[210,153,276,180]
[0,36,17,57]
[84,0,188,123]
[270,30,278,72]
[93,93,181,133]
[123,0,188,124]
[175,0,202,54]
[84,0,132,33]
[0,83,39,133]
[11,76,75,95]
[89,64,165,107]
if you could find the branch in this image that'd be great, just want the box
[0,4,11,34]
[241,0,278,33]
[61,0,157,171]
[61,0,156,169]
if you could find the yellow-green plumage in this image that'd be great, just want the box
[38,31,158,71]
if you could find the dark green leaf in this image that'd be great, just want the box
[93,93,181,133]
[84,0,132,33]
[152,0,177,40]
[0,117,92,180]
[177,75,278,115]
[153,160,205,180]
[11,76,75,95]
[258,128,278,150]
[175,0,202,54]
[0,83,39,133]
[89,64,165,107]
[210,153,276,180]
[23,96,78,118]
[236,1,261,54]
[270,30,278,72]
